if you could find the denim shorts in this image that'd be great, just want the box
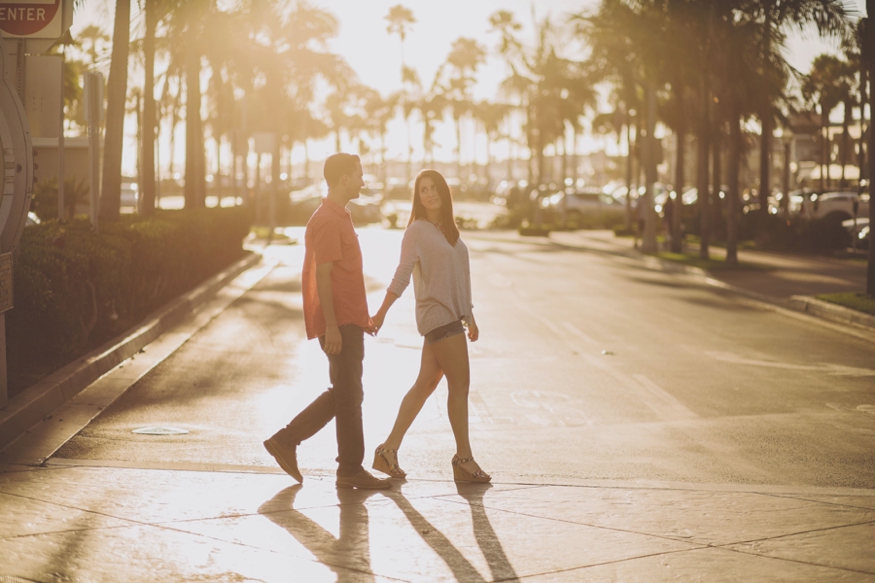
[424,319,465,345]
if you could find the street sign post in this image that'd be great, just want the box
[83,71,102,231]
[0,31,32,408]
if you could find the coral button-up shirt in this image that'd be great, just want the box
[302,197,370,340]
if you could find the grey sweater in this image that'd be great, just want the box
[387,220,474,336]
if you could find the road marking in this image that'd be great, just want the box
[631,375,699,421]
[511,391,594,427]
[561,322,598,346]
[706,351,875,376]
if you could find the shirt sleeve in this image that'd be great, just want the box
[463,243,474,321]
[312,218,343,265]
[387,226,419,297]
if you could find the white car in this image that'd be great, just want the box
[802,191,868,222]
[542,188,621,224]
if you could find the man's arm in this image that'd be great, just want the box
[315,262,342,354]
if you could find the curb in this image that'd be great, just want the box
[0,252,262,450]
[644,258,875,334]
[787,295,875,331]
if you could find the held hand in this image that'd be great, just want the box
[467,321,479,342]
[363,317,378,336]
[371,312,385,333]
[323,326,343,355]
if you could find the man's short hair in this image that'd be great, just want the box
[323,153,360,187]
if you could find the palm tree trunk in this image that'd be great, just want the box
[625,117,633,230]
[759,112,771,213]
[304,140,310,181]
[184,37,206,208]
[726,109,741,266]
[140,0,157,215]
[821,105,828,192]
[758,11,772,222]
[672,92,684,253]
[456,115,463,180]
[713,129,723,240]
[860,66,868,183]
[98,0,131,221]
[698,73,711,259]
[642,81,658,254]
[841,100,850,188]
[867,0,875,295]
[215,137,222,203]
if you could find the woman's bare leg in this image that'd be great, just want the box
[382,342,443,453]
[430,333,486,475]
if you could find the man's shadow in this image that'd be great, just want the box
[258,484,382,582]
[258,482,518,582]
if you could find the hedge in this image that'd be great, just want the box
[6,207,251,397]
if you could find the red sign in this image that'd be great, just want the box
[0,1,60,37]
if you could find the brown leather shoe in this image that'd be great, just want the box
[264,437,303,483]
[336,469,392,490]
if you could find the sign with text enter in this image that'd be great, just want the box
[0,0,61,38]
[0,253,11,313]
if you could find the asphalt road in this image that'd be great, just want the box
[54,227,875,489]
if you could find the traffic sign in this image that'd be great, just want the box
[0,0,70,40]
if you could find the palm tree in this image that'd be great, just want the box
[441,37,486,179]
[750,0,851,221]
[501,12,594,187]
[867,0,875,295]
[98,0,131,221]
[139,0,164,215]
[474,101,510,184]
[385,4,416,181]
[802,54,847,191]
[710,3,762,266]
[363,89,399,182]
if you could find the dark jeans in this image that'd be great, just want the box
[273,325,365,477]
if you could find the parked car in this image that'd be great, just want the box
[801,191,869,223]
[288,183,383,226]
[541,187,621,226]
[120,181,139,211]
[842,217,870,250]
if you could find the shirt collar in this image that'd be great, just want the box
[321,197,351,218]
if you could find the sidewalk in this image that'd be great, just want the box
[2,463,873,582]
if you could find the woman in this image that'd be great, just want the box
[370,169,490,483]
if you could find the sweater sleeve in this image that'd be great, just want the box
[463,244,474,322]
[387,226,419,297]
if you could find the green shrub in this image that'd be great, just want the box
[31,176,90,222]
[738,213,850,253]
[6,207,251,396]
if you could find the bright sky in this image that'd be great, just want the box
[71,0,866,175]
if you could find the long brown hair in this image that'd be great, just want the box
[408,169,460,245]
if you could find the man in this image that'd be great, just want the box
[264,153,391,490]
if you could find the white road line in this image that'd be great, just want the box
[706,351,875,377]
[632,374,699,421]
[561,322,598,346]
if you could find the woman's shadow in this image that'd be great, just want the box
[384,483,520,583]
[258,484,383,582]
[258,482,519,582]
